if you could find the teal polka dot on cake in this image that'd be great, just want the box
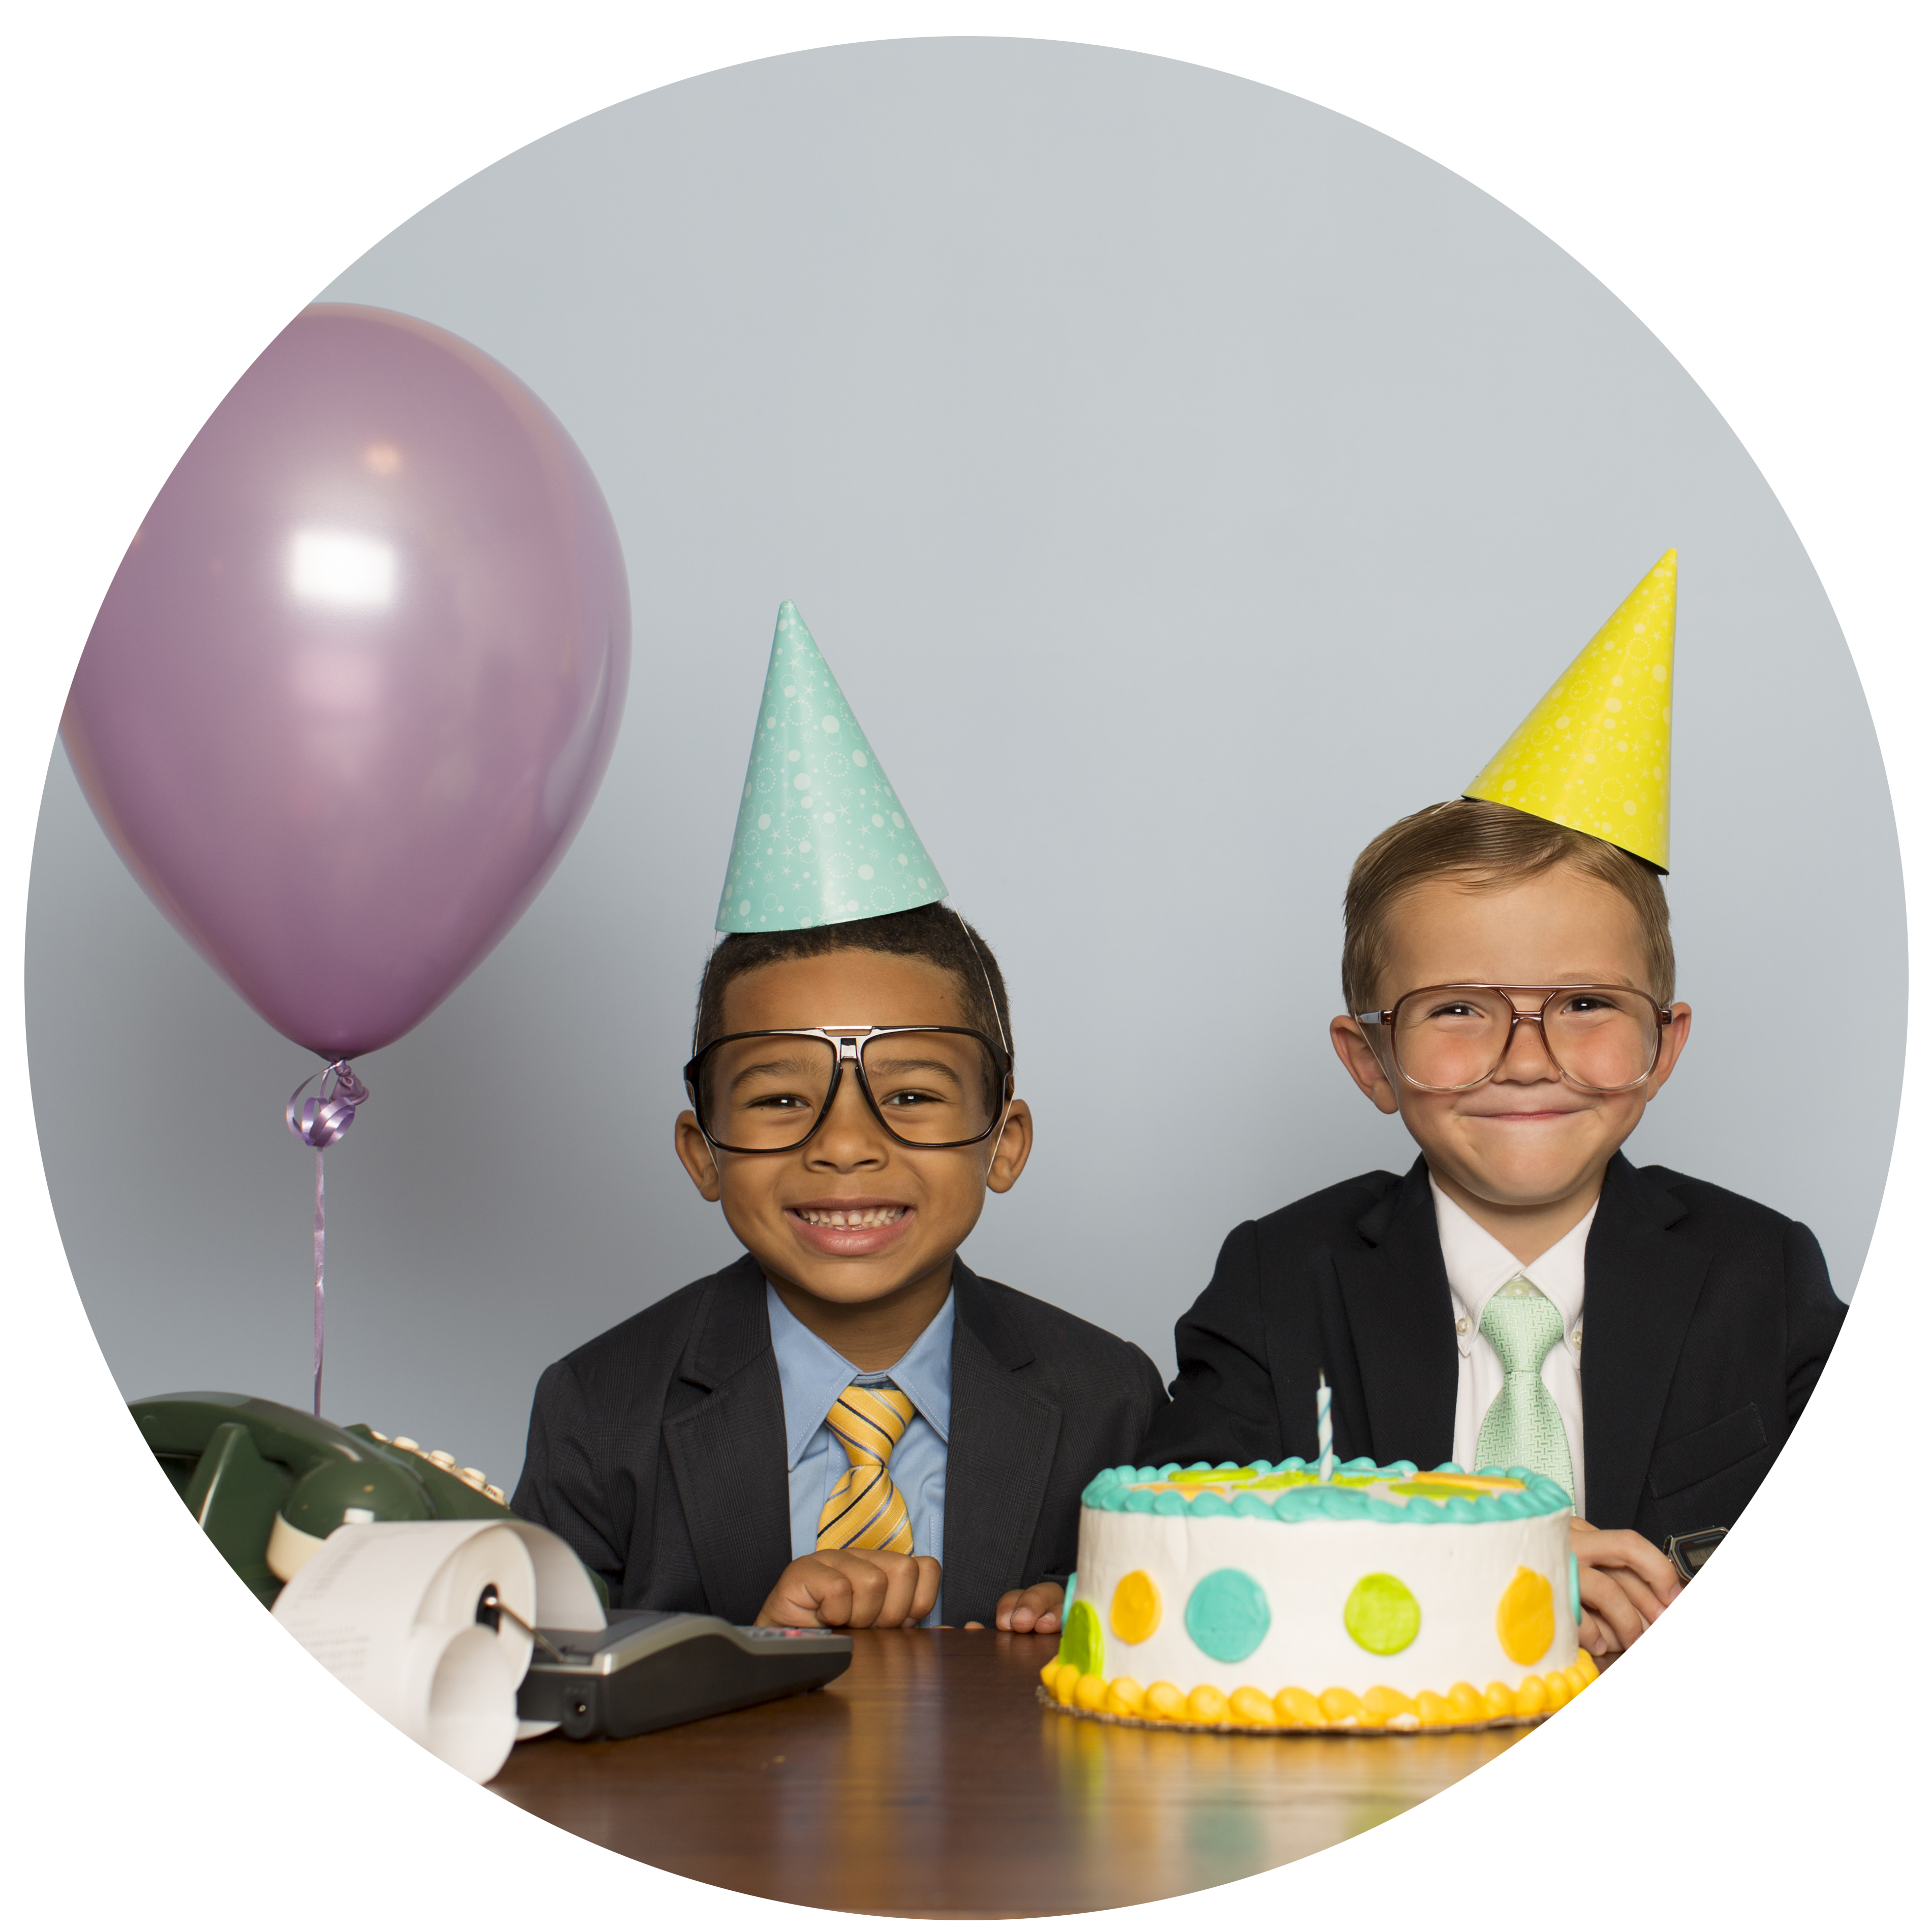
[1183,1568,1270,1663]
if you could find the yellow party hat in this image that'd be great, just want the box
[1463,551,1677,870]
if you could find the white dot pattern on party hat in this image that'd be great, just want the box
[714,602,948,933]
[1463,551,1676,871]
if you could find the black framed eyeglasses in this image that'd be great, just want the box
[683,1025,1015,1153]
[1353,984,1675,1095]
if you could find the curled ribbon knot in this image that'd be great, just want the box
[286,1062,369,1416]
[286,1061,369,1148]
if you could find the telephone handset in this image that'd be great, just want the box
[131,1391,599,1609]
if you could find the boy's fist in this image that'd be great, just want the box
[1569,1518,1682,1656]
[756,1550,942,1629]
[969,1580,1063,1634]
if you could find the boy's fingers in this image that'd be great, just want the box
[911,1555,942,1623]
[1576,1608,1612,1658]
[1579,1567,1646,1651]
[847,1555,897,1627]
[783,1559,858,1627]
[1577,1528,1681,1606]
[1006,1583,1062,1633]
[876,1555,922,1628]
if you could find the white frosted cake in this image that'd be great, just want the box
[1042,1457,1597,1731]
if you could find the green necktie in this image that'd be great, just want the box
[1475,1279,1575,1504]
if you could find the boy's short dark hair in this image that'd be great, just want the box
[693,902,1013,1057]
[1343,798,1675,1011]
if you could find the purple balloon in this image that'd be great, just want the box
[64,304,631,1060]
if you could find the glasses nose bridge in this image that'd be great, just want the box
[1493,994,1559,1075]
[805,1048,889,1157]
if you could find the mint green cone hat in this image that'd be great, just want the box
[715,603,948,933]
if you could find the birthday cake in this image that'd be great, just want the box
[1042,1458,1596,1732]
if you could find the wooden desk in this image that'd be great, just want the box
[491,1629,1533,1915]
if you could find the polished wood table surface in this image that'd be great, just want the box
[491,1628,1534,1915]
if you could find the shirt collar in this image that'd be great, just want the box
[765,1280,955,1471]
[1428,1175,1593,1334]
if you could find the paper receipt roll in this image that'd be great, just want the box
[272,1518,599,1782]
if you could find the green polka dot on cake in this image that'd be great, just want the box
[1058,1598,1104,1679]
[1344,1572,1421,1655]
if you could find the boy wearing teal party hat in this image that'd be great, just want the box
[514,603,1165,1631]
[1135,554,1846,1659]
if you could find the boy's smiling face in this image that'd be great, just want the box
[674,947,1032,1343]
[1330,862,1692,1248]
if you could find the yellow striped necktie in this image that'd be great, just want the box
[817,1384,917,1553]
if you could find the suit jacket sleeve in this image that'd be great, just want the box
[1784,1219,1846,1426]
[511,1356,628,1598]
[1135,1222,1285,1469]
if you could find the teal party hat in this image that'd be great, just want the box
[715,603,947,933]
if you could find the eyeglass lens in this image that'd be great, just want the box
[695,1031,1003,1148]
[1391,988,1660,1092]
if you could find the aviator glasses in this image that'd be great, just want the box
[1354,984,1673,1095]
[684,1025,1013,1154]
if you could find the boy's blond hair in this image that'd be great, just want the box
[1342,799,1675,1012]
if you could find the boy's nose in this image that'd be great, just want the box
[1494,1007,1559,1081]
[804,1074,890,1167]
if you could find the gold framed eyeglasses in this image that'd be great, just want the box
[1353,984,1674,1095]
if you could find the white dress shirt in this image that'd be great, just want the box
[1430,1177,1592,1518]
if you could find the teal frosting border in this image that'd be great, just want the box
[1078,1458,1573,1524]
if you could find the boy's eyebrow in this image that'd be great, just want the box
[861,1050,967,1081]
[723,1050,831,1089]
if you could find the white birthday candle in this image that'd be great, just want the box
[1317,1372,1334,1482]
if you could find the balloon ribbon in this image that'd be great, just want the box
[285,1062,369,1416]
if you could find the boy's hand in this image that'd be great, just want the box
[965,1581,1063,1634]
[1570,1517,1682,1657]
[756,1551,942,1629]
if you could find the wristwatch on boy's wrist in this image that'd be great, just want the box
[1662,1526,1727,1582]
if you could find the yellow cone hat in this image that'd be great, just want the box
[1463,551,1676,870]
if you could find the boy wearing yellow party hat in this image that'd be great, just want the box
[1138,553,1846,1658]
[514,603,1165,1631]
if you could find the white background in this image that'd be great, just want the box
[3,4,1922,1923]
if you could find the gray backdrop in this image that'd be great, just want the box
[27,40,1901,1493]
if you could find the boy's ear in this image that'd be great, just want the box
[986,1098,1034,1195]
[674,1110,723,1201]
[1644,1002,1693,1096]
[1330,1017,1402,1115]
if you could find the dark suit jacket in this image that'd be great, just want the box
[513,1254,1167,1627]
[1137,1154,1846,1546]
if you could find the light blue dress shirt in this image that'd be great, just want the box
[765,1281,952,1626]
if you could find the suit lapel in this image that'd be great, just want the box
[1330,1158,1460,1467]
[1580,1155,1711,1531]
[661,1254,794,1621]
[943,1265,1062,1619]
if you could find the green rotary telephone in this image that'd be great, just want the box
[132,1391,583,1608]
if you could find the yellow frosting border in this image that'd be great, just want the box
[1037,1649,1599,1732]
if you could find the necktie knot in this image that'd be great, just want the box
[1479,1278,1566,1376]
[827,1383,914,1467]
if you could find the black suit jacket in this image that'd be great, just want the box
[512,1254,1167,1626]
[1137,1154,1846,1545]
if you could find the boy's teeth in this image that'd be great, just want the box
[798,1206,906,1228]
